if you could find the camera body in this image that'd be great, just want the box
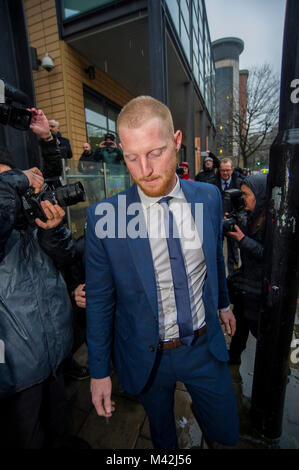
[21,181,86,226]
[176,166,184,177]
[222,188,247,233]
[0,80,32,131]
[103,141,113,148]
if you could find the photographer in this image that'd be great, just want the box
[93,132,123,164]
[225,173,267,365]
[0,109,78,449]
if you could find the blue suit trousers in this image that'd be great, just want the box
[138,332,239,449]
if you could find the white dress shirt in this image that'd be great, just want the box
[138,177,206,340]
[222,176,232,191]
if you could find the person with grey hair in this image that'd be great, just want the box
[48,118,73,161]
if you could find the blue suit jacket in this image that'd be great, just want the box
[85,179,230,395]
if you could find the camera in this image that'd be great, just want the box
[103,141,113,148]
[176,166,184,176]
[41,52,54,72]
[0,80,32,131]
[21,181,86,226]
[222,188,247,233]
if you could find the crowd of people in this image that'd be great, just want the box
[0,97,268,449]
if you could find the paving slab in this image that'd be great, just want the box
[77,395,146,449]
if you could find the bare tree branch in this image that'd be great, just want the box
[216,63,280,168]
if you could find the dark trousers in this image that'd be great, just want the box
[138,333,239,449]
[0,370,69,449]
[229,295,259,357]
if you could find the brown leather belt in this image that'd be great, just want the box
[158,326,206,351]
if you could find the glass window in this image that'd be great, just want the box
[180,0,190,32]
[166,0,180,34]
[199,51,203,74]
[62,0,114,19]
[198,0,203,19]
[180,18,190,62]
[193,54,199,83]
[84,87,121,148]
[193,28,198,53]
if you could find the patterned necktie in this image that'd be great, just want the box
[224,182,229,191]
[158,196,194,345]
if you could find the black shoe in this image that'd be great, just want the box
[228,350,241,365]
[64,358,90,380]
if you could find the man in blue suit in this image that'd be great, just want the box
[85,96,239,448]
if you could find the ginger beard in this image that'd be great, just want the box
[131,153,177,197]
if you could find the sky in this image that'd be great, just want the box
[205,0,286,77]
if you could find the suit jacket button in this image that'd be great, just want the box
[149,345,155,352]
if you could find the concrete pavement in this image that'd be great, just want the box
[64,308,299,449]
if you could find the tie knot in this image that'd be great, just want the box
[158,196,172,205]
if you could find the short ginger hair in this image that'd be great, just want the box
[117,95,174,137]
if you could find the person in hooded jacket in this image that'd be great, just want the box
[177,161,194,180]
[225,173,267,365]
[0,109,79,449]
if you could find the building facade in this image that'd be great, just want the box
[20,0,216,176]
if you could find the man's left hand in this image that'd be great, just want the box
[35,200,65,229]
[219,309,236,336]
[226,225,245,242]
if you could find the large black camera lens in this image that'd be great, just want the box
[54,182,86,207]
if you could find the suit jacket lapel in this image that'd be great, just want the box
[125,185,158,315]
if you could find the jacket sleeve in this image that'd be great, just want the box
[239,235,264,261]
[85,205,116,379]
[0,170,29,261]
[39,136,63,179]
[37,223,76,270]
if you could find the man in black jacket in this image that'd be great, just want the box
[48,118,73,160]
[0,109,81,448]
[214,158,243,274]
[225,173,267,365]
[195,151,219,183]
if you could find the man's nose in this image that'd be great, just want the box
[139,157,153,177]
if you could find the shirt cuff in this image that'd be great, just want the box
[219,305,230,313]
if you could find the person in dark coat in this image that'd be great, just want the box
[0,109,76,448]
[225,173,267,365]
[0,109,91,449]
[93,132,123,165]
[78,142,95,173]
[195,151,219,183]
[214,158,243,274]
[213,158,242,195]
[48,119,73,160]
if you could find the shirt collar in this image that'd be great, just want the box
[222,176,232,187]
[137,175,185,209]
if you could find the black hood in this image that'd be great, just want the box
[241,173,268,220]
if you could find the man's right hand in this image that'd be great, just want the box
[23,167,44,194]
[73,283,86,309]
[90,377,115,418]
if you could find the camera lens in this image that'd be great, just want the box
[55,182,86,207]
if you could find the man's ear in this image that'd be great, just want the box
[174,130,182,152]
